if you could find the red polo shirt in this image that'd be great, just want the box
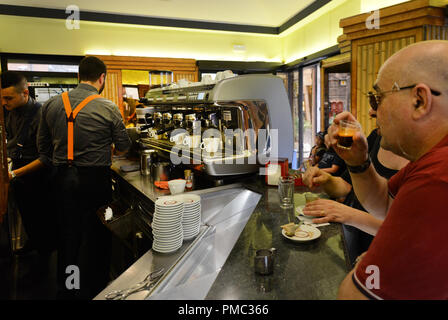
[353,134,448,299]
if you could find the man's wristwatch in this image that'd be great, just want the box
[347,156,371,174]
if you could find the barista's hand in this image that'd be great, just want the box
[302,166,332,189]
[328,112,369,167]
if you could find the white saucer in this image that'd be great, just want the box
[281,224,321,242]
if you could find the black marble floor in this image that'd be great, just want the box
[0,250,58,300]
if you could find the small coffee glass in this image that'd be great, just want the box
[305,193,319,204]
[337,120,361,149]
[278,176,294,209]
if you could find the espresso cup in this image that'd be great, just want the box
[337,120,361,149]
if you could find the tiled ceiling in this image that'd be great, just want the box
[0,0,318,27]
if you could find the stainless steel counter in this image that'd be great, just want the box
[95,159,262,300]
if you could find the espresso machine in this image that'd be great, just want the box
[139,74,293,177]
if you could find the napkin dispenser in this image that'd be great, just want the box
[265,158,289,185]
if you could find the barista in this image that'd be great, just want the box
[1,71,55,258]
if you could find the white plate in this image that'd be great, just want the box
[183,230,200,238]
[152,226,182,235]
[183,225,200,232]
[152,220,182,227]
[281,224,321,242]
[184,203,201,208]
[183,226,201,234]
[153,237,183,245]
[181,194,201,204]
[155,207,183,212]
[153,238,183,246]
[155,197,184,207]
[152,243,182,253]
[182,221,201,228]
[153,213,183,221]
[152,222,182,229]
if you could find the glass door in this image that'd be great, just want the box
[299,64,320,165]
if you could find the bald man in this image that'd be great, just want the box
[327,40,448,299]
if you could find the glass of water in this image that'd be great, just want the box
[278,176,294,209]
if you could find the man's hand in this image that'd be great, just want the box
[328,112,369,167]
[303,199,357,225]
[302,166,332,189]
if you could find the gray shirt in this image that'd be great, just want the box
[38,83,131,167]
[6,96,42,162]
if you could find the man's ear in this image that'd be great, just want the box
[411,84,432,120]
[23,88,29,99]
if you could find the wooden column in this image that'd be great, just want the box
[339,0,448,135]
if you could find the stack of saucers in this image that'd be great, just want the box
[152,196,184,253]
[180,194,201,240]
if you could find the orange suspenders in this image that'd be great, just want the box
[61,91,102,164]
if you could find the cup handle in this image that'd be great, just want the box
[200,142,206,150]
[183,137,189,145]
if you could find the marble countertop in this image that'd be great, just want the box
[206,177,351,300]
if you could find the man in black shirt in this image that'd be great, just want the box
[317,135,346,176]
[1,71,55,257]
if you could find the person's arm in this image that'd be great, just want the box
[349,165,392,219]
[303,199,383,235]
[302,166,352,198]
[110,103,131,153]
[9,159,44,180]
[321,164,340,175]
[338,269,369,300]
[327,112,391,219]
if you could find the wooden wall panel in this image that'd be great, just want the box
[424,25,448,39]
[352,29,420,134]
[340,0,447,135]
[101,69,123,117]
[174,72,198,83]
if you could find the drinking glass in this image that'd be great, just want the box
[278,176,294,209]
[337,120,361,149]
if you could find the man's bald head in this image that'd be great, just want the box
[379,40,448,94]
[374,40,448,161]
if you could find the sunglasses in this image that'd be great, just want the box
[367,82,441,111]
